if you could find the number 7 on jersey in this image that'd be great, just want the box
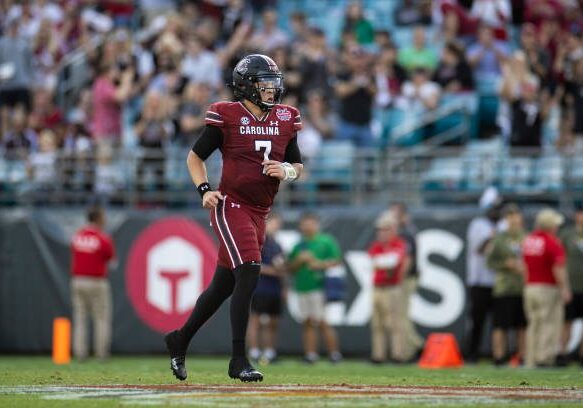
[255,140,272,161]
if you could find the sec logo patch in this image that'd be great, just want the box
[240,116,250,125]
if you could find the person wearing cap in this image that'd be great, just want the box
[465,187,502,362]
[486,203,527,365]
[558,204,583,366]
[367,213,411,363]
[522,208,572,368]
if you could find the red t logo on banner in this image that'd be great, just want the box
[126,217,217,333]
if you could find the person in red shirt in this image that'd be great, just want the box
[70,206,115,360]
[367,213,411,363]
[522,208,572,368]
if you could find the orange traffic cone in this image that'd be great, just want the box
[418,333,464,369]
[52,317,71,365]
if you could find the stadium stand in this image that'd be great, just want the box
[1,0,583,208]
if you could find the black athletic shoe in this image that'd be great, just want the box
[165,330,187,381]
[228,357,263,382]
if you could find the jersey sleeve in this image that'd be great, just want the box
[205,102,225,128]
[292,107,302,131]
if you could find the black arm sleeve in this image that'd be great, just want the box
[191,125,224,160]
[283,135,303,164]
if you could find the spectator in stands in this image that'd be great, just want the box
[181,33,221,91]
[90,62,134,148]
[27,128,58,193]
[374,46,407,108]
[519,23,550,83]
[248,213,286,364]
[342,1,375,46]
[394,0,432,26]
[467,24,510,79]
[387,202,424,358]
[374,30,395,51]
[498,50,537,141]
[70,205,115,360]
[62,115,93,194]
[397,67,441,112]
[524,0,565,30]
[334,46,376,147]
[6,1,42,40]
[28,87,65,139]
[558,203,583,367]
[297,27,334,102]
[304,90,337,141]
[367,213,410,363]
[0,17,35,135]
[522,208,571,368]
[565,58,583,152]
[271,45,303,103]
[433,41,474,92]
[296,91,332,165]
[3,107,38,161]
[101,0,136,28]
[486,203,527,366]
[31,18,63,91]
[288,212,343,364]
[138,0,176,21]
[397,26,439,73]
[470,0,512,40]
[175,81,211,147]
[289,11,310,46]
[133,91,174,194]
[465,187,502,362]
[249,8,289,52]
[501,74,550,150]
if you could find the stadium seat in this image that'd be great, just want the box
[532,155,564,192]
[385,109,425,147]
[433,93,479,141]
[498,156,534,193]
[569,157,583,190]
[421,157,464,191]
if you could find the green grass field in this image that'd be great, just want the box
[0,356,582,407]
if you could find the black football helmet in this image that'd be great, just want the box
[232,54,284,111]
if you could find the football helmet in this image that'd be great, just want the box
[232,54,284,111]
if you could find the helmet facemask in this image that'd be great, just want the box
[250,75,284,111]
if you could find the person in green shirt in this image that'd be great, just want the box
[288,212,342,364]
[559,204,583,366]
[486,203,527,366]
[397,26,438,73]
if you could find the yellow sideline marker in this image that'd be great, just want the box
[52,317,71,364]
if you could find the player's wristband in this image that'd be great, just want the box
[197,182,212,198]
[281,162,298,181]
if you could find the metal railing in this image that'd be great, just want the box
[1,145,582,209]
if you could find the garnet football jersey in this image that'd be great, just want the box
[205,101,302,210]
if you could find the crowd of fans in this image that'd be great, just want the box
[2,0,583,202]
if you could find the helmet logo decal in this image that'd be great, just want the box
[240,116,250,125]
[276,108,292,121]
[236,58,251,75]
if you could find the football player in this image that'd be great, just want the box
[164,54,303,382]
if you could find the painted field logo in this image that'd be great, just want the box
[126,217,217,333]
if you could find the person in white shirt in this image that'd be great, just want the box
[181,34,221,90]
[397,68,441,112]
[465,187,503,362]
